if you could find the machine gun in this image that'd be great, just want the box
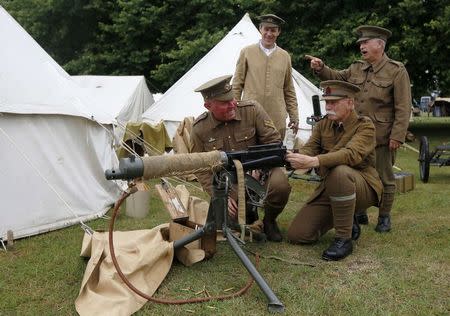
[105,142,288,181]
[105,143,289,313]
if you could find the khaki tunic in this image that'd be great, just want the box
[317,54,411,146]
[300,111,383,203]
[232,43,299,138]
[190,100,290,209]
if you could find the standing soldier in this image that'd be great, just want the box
[232,14,299,140]
[307,25,412,232]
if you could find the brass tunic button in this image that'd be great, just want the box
[228,136,231,139]
[244,136,247,139]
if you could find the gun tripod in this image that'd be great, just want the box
[104,147,288,312]
[173,171,284,313]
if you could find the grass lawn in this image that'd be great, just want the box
[1,117,449,315]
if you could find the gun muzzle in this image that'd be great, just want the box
[105,155,144,180]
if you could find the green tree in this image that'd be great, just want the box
[1,0,98,65]
[279,0,450,97]
[1,0,449,97]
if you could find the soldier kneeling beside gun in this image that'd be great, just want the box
[285,80,383,261]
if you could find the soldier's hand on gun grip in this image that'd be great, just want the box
[228,197,238,219]
[250,169,262,181]
[285,151,319,169]
[288,120,299,134]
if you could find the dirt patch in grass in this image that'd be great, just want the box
[346,256,382,273]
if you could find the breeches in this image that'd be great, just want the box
[287,165,378,243]
[264,167,291,209]
[375,145,396,188]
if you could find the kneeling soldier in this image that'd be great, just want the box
[286,80,382,260]
[190,75,291,242]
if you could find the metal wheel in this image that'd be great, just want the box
[419,136,430,182]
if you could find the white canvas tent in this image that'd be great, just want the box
[72,75,156,146]
[72,75,154,125]
[142,13,323,142]
[0,6,122,240]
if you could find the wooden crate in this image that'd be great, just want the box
[394,172,415,193]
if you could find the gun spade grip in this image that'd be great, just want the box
[312,95,322,117]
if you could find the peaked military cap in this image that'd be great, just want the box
[195,75,234,102]
[258,14,285,27]
[355,25,392,43]
[320,80,361,100]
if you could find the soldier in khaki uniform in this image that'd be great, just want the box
[190,75,291,242]
[307,25,411,232]
[232,14,299,140]
[286,80,383,261]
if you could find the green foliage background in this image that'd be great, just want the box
[1,0,449,97]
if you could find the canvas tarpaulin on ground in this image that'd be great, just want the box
[76,186,210,314]
[75,225,174,316]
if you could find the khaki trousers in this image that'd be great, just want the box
[376,145,396,215]
[264,167,291,210]
[375,145,396,188]
[287,165,378,243]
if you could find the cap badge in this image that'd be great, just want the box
[208,137,216,143]
[325,86,332,95]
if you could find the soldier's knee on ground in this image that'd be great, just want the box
[287,225,320,244]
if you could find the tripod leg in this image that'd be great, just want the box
[224,227,284,313]
[173,227,206,250]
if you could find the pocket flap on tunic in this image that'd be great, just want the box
[349,77,366,85]
[374,112,394,123]
[372,79,393,88]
